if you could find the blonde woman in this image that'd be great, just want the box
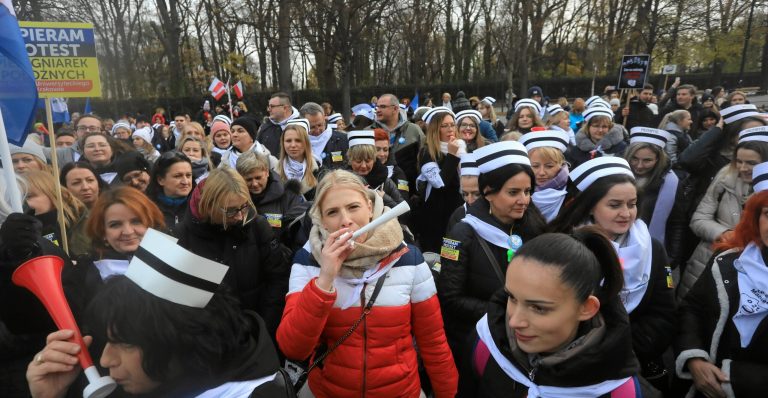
[478,96,504,139]
[658,109,692,164]
[131,126,160,163]
[277,118,319,200]
[545,104,575,145]
[277,169,458,398]
[176,167,292,337]
[179,136,213,183]
[23,170,91,256]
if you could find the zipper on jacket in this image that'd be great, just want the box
[528,365,538,382]
[361,282,368,398]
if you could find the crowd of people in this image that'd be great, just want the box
[0,82,767,397]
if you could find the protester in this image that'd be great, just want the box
[79,133,126,184]
[440,141,546,363]
[146,151,193,237]
[455,110,486,153]
[373,128,410,199]
[567,104,627,168]
[210,119,232,156]
[10,139,49,174]
[259,92,298,156]
[519,129,571,222]
[545,104,576,145]
[300,102,349,170]
[446,153,481,232]
[615,84,656,130]
[60,162,108,209]
[505,99,544,135]
[54,130,77,148]
[658,109,693,164]
[478,96,504,139]
[179,136,212,182]
[113,151,152,192]
[131,126,160,163]
[415,107,465,252]
[550,157,676,389]
[460,228,654,397]
[346,130,404,207]
[277,119,319,200]
[220,116,276,170]
[277,169,458,398]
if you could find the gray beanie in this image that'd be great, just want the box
[10,139,47,165]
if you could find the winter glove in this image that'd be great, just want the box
[0,213,42,257]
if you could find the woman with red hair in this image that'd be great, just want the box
[373,128,410,199]
[675,162,768,397]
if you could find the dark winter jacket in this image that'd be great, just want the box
[459,290,650,398]
[637,169,689,268]
[415,147,463,252]
[438,197,546,360]
[657,88,704,137]
[613,97,656,130]
[175,208,292,340]
[316,130,349,171]
[252,171,306,245]
[152,194,189,238]
[369,117,424,194]
[675,248,768,397]
[566,126,628,169]
[257,119,285,157]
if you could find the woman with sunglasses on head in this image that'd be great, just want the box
[460,228,654,397]
[414,107,466,252]
[675,163,768,398]
[440,141,547,365]
[549,157,677,391]
[277,169,457,398]
[176,167,292,339]
[146,151,194,237]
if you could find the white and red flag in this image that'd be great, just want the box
[233,81,244,99]
[208,78,227,100]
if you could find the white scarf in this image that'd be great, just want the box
[532,188,567,222]
[648,171,679,243]
[386,165,394,179]
[271,107,299,129]
[100,172,117,184]
[228,141,270,169]
[283,157,306,181]
[462,213,511,250]
[93,259,129,281]
[416,161,444,201]
[612,220,653,314]
[732,243,768,348]
[440,139,467,156]
[196,373,277,398]
[309,126,333,163]
[475,314,631,398]
[335,257,398,310]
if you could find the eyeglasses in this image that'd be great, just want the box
[440,123,456,129]
[459,123,476,130]
[220,203,250,217]
[76,126,102,133]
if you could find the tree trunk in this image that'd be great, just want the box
[762,14,768,91]
[277,0,292,94]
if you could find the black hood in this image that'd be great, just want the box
[252,170,287,206]
[484,288,639,387]
[360,159,390,188]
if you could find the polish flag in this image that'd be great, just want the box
[208,78,226,100]
[233,81,244,99]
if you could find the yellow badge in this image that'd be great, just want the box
[440,238,460,261]
[397,179,409,192]
[331,151,343,162]
[665,266,674,289]
[265,213,283,228]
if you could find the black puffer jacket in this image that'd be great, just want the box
[316,130,349,171]
[152,195,189,237]
[460,290,649,398]
[675,248,768,397]
[175,209,292,340]
[252,171,306,244]
[438,197,545,359]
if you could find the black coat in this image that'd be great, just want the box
[152,195,189,237]
[438,197,545,359]
[613,98,656,130]
[256,119,284,157]
[459,290,647,398]
[637,169,690,268]
[175,211,292,340]
[316,130,349,171]
[415,148,463,252]
[629,238,677,365]
[675,248,768,397]
[252,171,307,245]
[657,88,705,137]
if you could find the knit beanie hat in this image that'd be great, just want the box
[114,151,151,180]
[210,120,230,135]
[10,139,46,164]
[231,117,258,140]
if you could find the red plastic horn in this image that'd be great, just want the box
[13,256,116,398]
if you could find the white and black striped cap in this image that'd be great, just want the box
[570,157,634,192]
[738,126,768,144]
[327,113,342,123]
[422,106,454,124]
[460,153,480,176]
[721,104,759,124]
[514,98,542,114]
[286,118,310,133]
[474,141,530,174]
[456,110,482,125]
[583,107,614,122]
[347,130,375,147]
[753,161,768,192]
[213,114,232,125]
[481,96,496,105]
[585,96,602,107]
[588,98,611,109]
[547,104,565,115]
[519,130,570,153]
[125,229,229,308]
[630,127,673,148]
[111,122,131,134]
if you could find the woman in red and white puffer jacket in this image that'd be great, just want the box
[277,169,457,398]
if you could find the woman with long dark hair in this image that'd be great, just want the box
[549,157,676,390]
[440,141,546,362]
[146,151,194,237]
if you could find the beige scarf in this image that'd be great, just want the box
[309,190,404,278]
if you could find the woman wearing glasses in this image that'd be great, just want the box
[176,167,292,339]
[455,110,487,153]
[146,151,194,237]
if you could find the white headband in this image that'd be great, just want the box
[347,130,375,147]
[422,106,454,124]
[629,127,673,148]
[721,104,759,124]
[285,118,310,133]
[455,110,482,125]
